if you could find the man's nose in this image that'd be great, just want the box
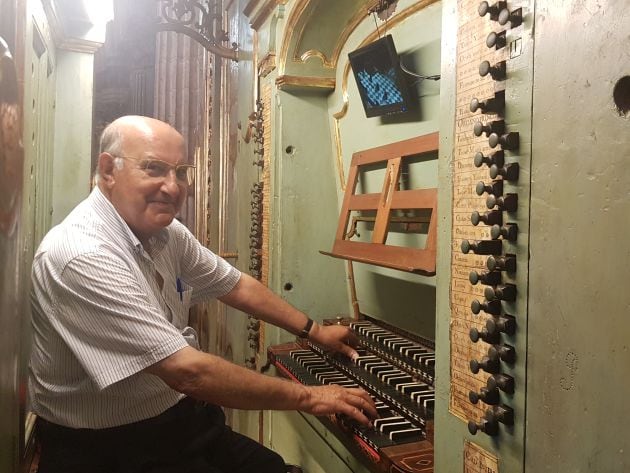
[160,169,182,195]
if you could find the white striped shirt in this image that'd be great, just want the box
[29,187,241,428]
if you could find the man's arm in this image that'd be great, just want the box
[218,273,360,359]
[146,346,377,425]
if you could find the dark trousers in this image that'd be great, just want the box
[37,398,286,473]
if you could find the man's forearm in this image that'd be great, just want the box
[147,346,378,425]
[148,346,310,410]
[218,273,358,360]
[218,273,315,337]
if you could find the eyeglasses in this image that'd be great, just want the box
[115,156,196,186]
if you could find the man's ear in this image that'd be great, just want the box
[98,153,117,187]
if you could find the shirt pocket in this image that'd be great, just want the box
[164,278,193,330]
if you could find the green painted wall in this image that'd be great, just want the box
[224,1,444,471]
[51,49,95,226]
[526,1,630,471]
[327,1,442,340]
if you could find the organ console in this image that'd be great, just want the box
[268,317,435,472]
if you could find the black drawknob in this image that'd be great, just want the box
[469,386,500,405]
[487,373,515,394]
[470,91,505,114]
[484,284,516,302]
[475,179,503,197]
[469,270,501,286]
[486,314,517,336]
[491,223,518,241]
[486,31,507,50]
[468,416,499,436]
[471,298,502,316]
[486,193,518,212]
[470,356,500,374]
[474,120,505,137]
[498,7,523,28]
[479,60,507,80]
[486,254,516,272]
[461,239,503,255]
[489,162,519,181]
[489,132,520,150]
[469,326,501,345]
[487,404,515,426]
[478,1,507,20]
[471,210,503,226]
[474,151,505,169]
[489,344,516,364]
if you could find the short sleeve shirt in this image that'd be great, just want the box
[29,187,241,428]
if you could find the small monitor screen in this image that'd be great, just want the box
[348,35,412,118]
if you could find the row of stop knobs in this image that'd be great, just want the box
[246,182,264,369]
[462,0,523,437]
[250,182,264,279]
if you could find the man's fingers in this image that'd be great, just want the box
[346,389,378,419]
[341,404,372,427]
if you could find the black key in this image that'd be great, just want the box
[380,421,412,434]
[373,416,405,429]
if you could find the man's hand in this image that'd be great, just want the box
[308,323,360,360]
[300,385,377,426]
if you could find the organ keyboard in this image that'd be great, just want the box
[267,317,435,473]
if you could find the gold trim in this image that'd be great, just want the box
[243,0,262,17]
[331,0,439,190]
[250,0,289,30]
[289,1,316,65]
[328,0,380,70]
[299,49,332,67]
[275,75,335,90]
[287,1,379,71]
[278,0,310,75]
[259,52,277,77]
[333,114,347,191]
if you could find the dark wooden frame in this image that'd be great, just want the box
[321,132,439,275]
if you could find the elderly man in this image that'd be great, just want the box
[30,116,376,473]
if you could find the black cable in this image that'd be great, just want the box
[372,12,381,38]
[399,59,440,81]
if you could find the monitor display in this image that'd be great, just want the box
[348,35,412,118]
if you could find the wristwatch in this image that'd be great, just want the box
[298,317,314,339]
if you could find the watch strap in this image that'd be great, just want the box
[298,318,314,339]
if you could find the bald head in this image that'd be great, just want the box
[99,116,185,158]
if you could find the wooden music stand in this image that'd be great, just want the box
[321,132,439,275]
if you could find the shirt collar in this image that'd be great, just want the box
[90,187,169,256]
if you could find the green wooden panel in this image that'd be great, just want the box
[526,1,630,471]
[270,410,367,473]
